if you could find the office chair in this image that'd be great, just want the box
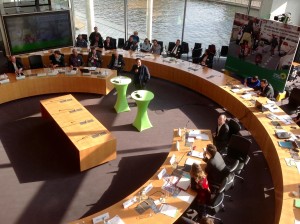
[181,41,189,60]
[168,42,175,52]
[157,41,164,54]
[280,87,300,115]
[224,134,252,182]
[117,38,125,49]
[81,34,88,42]
[191,48,202,64]
[28,55,44,69]
[219,46,228,57]
[227,118,241,138]
[110,37,117,49]
[194,43,202,50]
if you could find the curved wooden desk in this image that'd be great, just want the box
[2,49,299,223]
[0,68,116,104]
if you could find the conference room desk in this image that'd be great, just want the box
[7,49,300,223]
[40,94,117,171]
[69,129,211,224]
[0,68,116,104]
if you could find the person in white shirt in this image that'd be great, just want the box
[7,56,24,76]
[140,38,151,52]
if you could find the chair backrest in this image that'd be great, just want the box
[227,134,252,161]
[28,55,44,69]
[227,118,241,136]
[220,46,229,57]
[181,42,189,54]
[117,38,125,48]
[157,41,164,54]
[194,43,202,50]
[111,38,117,49]
[289,88,300,107]
[208,44,216,56]
[192,48,202,63]
[168,42,175,52]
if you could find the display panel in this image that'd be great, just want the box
[3,10,73,55]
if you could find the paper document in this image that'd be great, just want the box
[177,190,195,204]
[230,88,240,93]
[160,204,178,218]
[190,150,204,159]
[296,162,300,174]
[176,176,191,191]
[196,133,209,140]
[107,215,125,224]
[185,157,201,166]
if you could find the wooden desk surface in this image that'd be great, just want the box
[40,94,117,171]
[69,129,212,224]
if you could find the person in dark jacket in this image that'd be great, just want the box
[258,79,275,100]
[130,58,150,90]
[7,56,24,75]
[213,114,230,152]
[108,51,125,76]
[49,50,65,68]
[199,49,214,68]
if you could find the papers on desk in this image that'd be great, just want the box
[157,168,167,180]
[37,73,47,77]
[160,204,178,218]
[190,150,204,159]
[185,157,201,166]
[263,103,280,113]
[0,79,10,84]
[177,190,195,204]
[92,212,109,224]
[240,93,252,99]
[285,158,297,167]
[16,75,25,80]
[230,88,240,93]
[196,133,209,140]
[295,219,300,224]
[188,130,200,137]
[187,137,194,143]
[176,176,191,191]
[277,115,293,125]
[106,215,125,224]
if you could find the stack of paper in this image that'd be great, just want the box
[160,204,178,218]
[176,176,191,191]
[190,150,204,159]
[176,190,195,204]
[106,215,125,224]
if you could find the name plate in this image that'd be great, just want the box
[16,76,25,80]
[143,183,153,194]
[82,72,91,76]
[92,212,109,224]
[170,154,176,165]
[157,168,167,180]
[0,79,10,84]
[123,196,137,209]
[65,71,77,76]
[37,73,47,77]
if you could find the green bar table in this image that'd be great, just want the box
[131,90,154,132]
[110,76,132,113]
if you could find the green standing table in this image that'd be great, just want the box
[131,90,154,132]
[110,76,132,113]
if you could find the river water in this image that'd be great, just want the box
[73,0,259,51]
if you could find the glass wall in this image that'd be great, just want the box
[127,0,147,41]
[184,0,260,53]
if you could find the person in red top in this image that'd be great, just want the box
[190,163,211,205]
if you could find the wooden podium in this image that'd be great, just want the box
[40,94,117,171]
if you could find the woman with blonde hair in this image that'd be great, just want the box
[190,163,211,205]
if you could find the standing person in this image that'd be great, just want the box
[130,58,151,90]
[203,144,228,191]
[212,114,230,152]
[149,39,161,55]
[87,47,102,68]
[49,50,65,68]
[7,56,24,76]
[257,79,275,100]
[89,26,103,48]
[169,39,182,59]
[108,51,125,76]
[69,49,84,68]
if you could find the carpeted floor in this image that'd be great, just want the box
[0,75,274,224]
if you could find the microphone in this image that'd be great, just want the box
[185,120,190,129]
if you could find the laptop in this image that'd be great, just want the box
[255,100,267,112]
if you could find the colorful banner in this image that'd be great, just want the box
[225,13,300,92]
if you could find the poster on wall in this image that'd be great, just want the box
[225,13,300,92]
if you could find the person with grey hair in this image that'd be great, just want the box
[212,114,230,151]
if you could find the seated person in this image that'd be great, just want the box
[257,79,275,100]
[87,47,102,68]
[69,49,84,68]
[149,39,161,55]
[108,51,125,76]
[7,56,24,76]
[190,163,211,209]
[293,113,300,126]
[199,49,214,68]
[169,39,182,59]
[244,75,260,90]
[75,34,88,48]
[140,38,151,52]
[49,50,65,68]
[103,36,116,50]
[123,36,137,51]
[213,114,230,152]
[203,144,228,192]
